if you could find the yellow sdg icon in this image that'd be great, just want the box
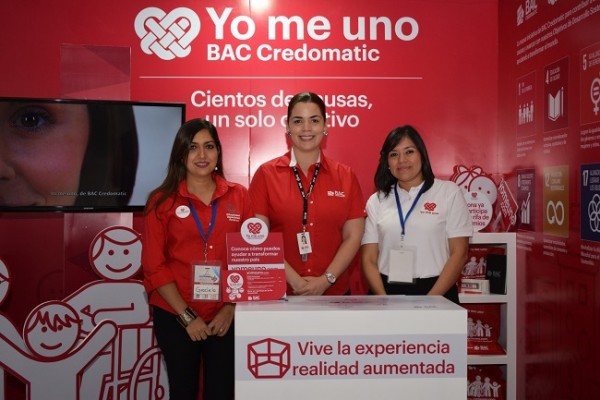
[546,200,565,226]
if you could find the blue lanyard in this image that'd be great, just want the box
[393,184,424,237]
[187,198,218,261]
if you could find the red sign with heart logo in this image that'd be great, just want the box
[224,220,286,302]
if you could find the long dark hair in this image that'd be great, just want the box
[287,92,327,121]
[75,104,138,207]
[374,125,435,196]
[145,118,224,213]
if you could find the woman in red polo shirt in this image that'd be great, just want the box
[142,118,253,400]
[249,92,366,296]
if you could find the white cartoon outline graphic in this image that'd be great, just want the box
[0,258,30,400]
[68,225,167,399]
[451,165,497,231]
[0,300,117,399]
[0,225,168,399]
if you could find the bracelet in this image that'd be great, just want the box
[175,307,198,328]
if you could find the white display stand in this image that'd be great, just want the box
[459,232,516,399]
[235,295,467,400]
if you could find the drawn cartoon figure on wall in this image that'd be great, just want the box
[66,226,149,331]
[451,165,498,231]
[0,300,117,400]
[0,258,30,400]
[0,226,168,400]
[63,225,168,399]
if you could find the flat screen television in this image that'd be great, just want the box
[0,97,185,212]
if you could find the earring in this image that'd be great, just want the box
[215,166,219,171]
[323,130,328,136]
[286,130,292,136]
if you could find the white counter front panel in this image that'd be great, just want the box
[235,295,467,400]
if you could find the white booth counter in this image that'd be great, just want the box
[235,295,467,400]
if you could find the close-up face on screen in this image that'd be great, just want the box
[0,98,184,211]
[0,100,89,207]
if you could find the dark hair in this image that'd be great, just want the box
[374,125,435,196]
[145,118,223,213]
[75,104,138,207]
[287,92,327,121]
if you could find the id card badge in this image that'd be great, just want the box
[192,261,221,301]
[387,247,417,284]
[297,232,312,255]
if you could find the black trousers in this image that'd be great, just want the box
[152,306,235,400]
[380,274,460,304]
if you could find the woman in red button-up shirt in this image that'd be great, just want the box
[249,92,366,296]
[142,118,253,400]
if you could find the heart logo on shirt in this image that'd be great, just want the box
[424,202,437,212]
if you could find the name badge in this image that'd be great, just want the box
[297,232,312,255]
[192,262,221,301]
[388,247,417,284]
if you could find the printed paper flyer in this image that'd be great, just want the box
[224,218,287,301]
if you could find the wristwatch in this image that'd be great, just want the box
[324,271,337,285]
[176,307,198,328]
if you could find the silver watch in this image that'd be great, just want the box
[324,272,337,284]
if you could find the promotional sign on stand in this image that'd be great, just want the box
[224,218,287,302]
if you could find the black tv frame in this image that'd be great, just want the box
[0,97,185,213]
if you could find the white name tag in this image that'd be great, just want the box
[297,232,312,255]
[388,247,416,284]
[192,262,221,301]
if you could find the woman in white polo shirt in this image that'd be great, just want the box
[361,125,473,303]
